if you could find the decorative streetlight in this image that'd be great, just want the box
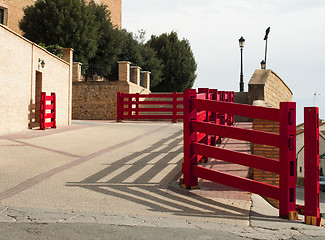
[260,60,266,69]
[239,36,245,92]
[263,27,270,68]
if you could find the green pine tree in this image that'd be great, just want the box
[146,31,197,92]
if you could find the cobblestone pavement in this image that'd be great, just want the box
[0,121,325,239]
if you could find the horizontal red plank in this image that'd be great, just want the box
[45,96,55,101]
[45,113,55,118]
[191,121,280,147]
[44,105,55,110]
[122,108,182,113]
[197,93,208,99]
[122,115,183,120]
[122,101,183,105]
[192,99,280,121]
[121,93,183,98]
[45,122,55,128]
[192,142,280,173]
[192,165,279,200]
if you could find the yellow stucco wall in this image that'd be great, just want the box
[0,0,121,35]
[0,0,34,34]
[0,25,71,135]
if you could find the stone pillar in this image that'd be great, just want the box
[62,48,74,125]
[118,61,131,82]
[141,71,151,90]
[72,62,82,82]
[131,66,141,85]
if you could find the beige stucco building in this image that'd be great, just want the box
[0,0,122,35]
[0,24,73,135]
[296,122,325,183]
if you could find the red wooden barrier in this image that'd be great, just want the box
[304,107,322,226]
[116,90,234,123]
[40,92,56,130]
[116,92,183,122]
[182,89,297,220]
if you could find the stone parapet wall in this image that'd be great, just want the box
[248,71,293,208]
[248,70,292,108]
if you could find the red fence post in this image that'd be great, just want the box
[40,92,46,130]
[304,107,322,226]
[135,93,140,120]
[51,92,56,129]
[116,92,123,122]
[172,92,178,123]
[128,96,132,118]
[198,88,210,162]
[182,89,198,189]
[279,102,297,219]
[209,89,218,146]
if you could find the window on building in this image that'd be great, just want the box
[300,167,302,173]
[0,9,4,25]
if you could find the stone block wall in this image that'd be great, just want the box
[72,65,150,120]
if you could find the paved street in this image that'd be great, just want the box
[1,121,325,239]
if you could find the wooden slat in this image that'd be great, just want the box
[191,120,280,147]
[123,115,183,120]
[192,99,280,121]
[192,142,280,173]
[193,165,280,200]
[44,105,55,110]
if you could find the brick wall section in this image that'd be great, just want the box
[248,69,293,208]
[72,81,150,120]
[252,118,280,208]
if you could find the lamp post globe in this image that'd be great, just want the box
[239,36,245,48]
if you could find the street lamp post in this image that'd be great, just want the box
[263,27,270,68]
[239,36,245,92]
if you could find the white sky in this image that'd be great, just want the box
[122,0,325,124]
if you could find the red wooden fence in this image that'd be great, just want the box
[40,92,56,130]
[304,107,322,226]
[182,89,297,220]
[116,89,234,123]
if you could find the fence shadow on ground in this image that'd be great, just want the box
[66,130,251,222]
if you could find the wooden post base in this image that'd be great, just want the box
[305,216,323,226]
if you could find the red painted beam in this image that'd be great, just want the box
[192,143,280,173]
[192,99,280,121]
[191,120,280,147]
[123,100,182,105]
[192,165,279,200]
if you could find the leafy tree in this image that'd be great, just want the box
[116,30,163,87]
[19,0,100,64]
[146,31,197,92]
[86,2,123,79]
[19,0,165,85]
[38,43,63,58]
